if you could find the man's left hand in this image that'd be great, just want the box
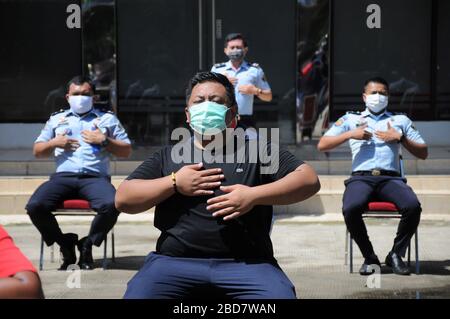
[206,184,256,220]
[375,122,402,143]
[81,125,107,145]
[238,84,258,95]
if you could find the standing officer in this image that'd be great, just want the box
[211,33,272,136]
[26,75,131,270]
[318,77,428,276]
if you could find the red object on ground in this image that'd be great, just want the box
[367,202,398,212]
[0,225,37,278]
[59,199,91,210]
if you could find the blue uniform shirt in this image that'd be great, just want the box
[211,60,271,115]
[36,108,131,176]
[324,109,425,172]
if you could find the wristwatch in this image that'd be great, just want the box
[256,88,262,95]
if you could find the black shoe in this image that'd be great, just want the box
[58,233,78,271]
[385,251,411,276]
[77,237,94,270]
[359,257,381,276]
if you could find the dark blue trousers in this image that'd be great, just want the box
[26,172,119,247]
[124,253,297,299]
[342,176,421,259]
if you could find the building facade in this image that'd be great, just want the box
[0,0,448,149]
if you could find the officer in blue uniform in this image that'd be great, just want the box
[318,77,428,276]
[26,76,132,270]
[211,33,272,137]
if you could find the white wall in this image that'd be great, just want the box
[414,122,450,146]
[0,124,44,149]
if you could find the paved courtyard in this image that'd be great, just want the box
[3,218,450,299]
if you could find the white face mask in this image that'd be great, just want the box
[365,93,388,114]
[68,95,93,114]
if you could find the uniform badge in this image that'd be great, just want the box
[335,119,344,127]
[356,117,367,127]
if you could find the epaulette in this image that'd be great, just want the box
[100,108,115,114]
[51,109,66,116]
[250,62,260,68]
[213,63,226,68]
[346,111,361,115]
[389,111,406,116]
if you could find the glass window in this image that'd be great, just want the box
[116,0,200,145]
[117,0,297,146]
[436,0,450,120]
[296,0,330,141]
[0,0,82,122]
[331,0,433,121]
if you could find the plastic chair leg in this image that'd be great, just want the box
[51,244,55,263]
[344,229,348,266]
[408,241,411,267]
[111,229,115,262]
[415,231,420,274]
[103,235,108,270]
[349,232,353,273]
[39,237,44,271]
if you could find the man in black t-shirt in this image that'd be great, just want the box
[116,72,321,299]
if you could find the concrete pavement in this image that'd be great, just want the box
[3,218,450,299]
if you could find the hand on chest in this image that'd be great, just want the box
[354,117,402,143]
[232,71,257,85]
[54,117,102,140]
[352,118,402,134]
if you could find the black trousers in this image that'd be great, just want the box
[238,115,256,129]
[342,176,421,259]
[26,172,120,247]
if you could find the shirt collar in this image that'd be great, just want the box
[361,109,371,117]
[66,107,99,118]
[362,108,389,120]
[225,60,249,71]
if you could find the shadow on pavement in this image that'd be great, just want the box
[98,256,146,271]
[415,260,450,276]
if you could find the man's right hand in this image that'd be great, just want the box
[51,132,80,151]
[350,124,372,140]
[175,162,224,196]
[224,72,238,86]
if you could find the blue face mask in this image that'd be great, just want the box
[188,101,230,136]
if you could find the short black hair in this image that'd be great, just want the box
[66,75,95,93]
[224,33,248,48]
[186,71,237,108]
[364,77,389,93]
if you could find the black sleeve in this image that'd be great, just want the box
[126,149,163,180]
[260,142,304,183]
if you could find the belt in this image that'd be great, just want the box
[351,170,400,177]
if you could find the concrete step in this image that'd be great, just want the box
[278,175,450,216]
[1,175,449,216]
[309,159,450,175]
